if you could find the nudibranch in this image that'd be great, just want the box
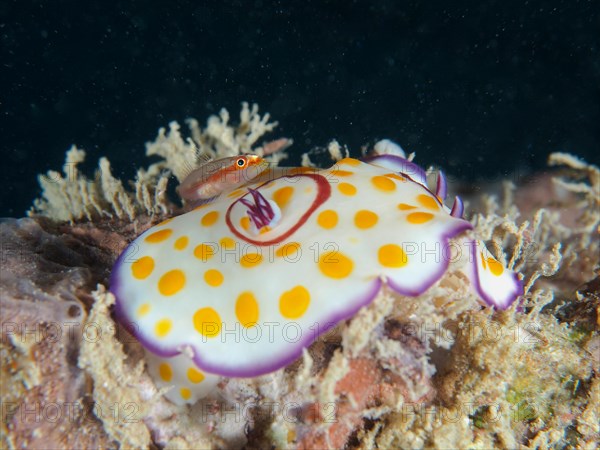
[110,153,523,404]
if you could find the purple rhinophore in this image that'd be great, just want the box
[240,188,275,229]
[436,171,448,200]
[450,196,464,218]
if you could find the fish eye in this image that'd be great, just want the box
[236,158,246,168]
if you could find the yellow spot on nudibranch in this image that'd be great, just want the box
[487,257,504,276]
[289,167,316,174]
[159,363,172,382]
[194,243,216,261]
[240,216,251,231]
[145,228,173,243]
[318,251,354,279]
[279,285,311,319]
[378,244,408,268]
[276,242,301,258]
[201,211,219,226]
[132,256,155,280]
[193,307,222,337]
[317,210,338,229]
[174,236,189,250]
[187,367,205,384]
[204,269,224,287]
[241,253,263,268]
[354,209,379,229]
[330,168,354,177]
[338,182,357,196]
[481,252,487,270]
[371,175,396,192]
[235,292,259,327]
[228,188,244,198]
[158,269,186,296]
[417,194,439,210]
[398,203,417,210]
[180,388,192,400]
[137,303,151,317]
[155,318,172,337]
[385,173,406,182]
[156,218,173,227]
[273,186,294,208]
[406,212,434,224]
[338,157,361,166]
[220,237,236,250]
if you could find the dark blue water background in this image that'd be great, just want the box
[2,0,599,217]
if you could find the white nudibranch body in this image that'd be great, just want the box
[111,153,523,405]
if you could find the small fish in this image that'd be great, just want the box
[177,155,268,205]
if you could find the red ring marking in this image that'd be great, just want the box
[226,173,332,246]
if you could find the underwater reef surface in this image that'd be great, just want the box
[1,105,598,449]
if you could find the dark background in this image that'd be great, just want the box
[3,0,599,217]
